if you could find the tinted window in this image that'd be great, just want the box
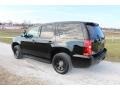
[27,26,40,37]
[57,23,84,40]
[41,24,54,39]
[87,25,104,40]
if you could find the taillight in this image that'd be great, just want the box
[83,40,92,56]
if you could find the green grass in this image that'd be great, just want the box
[0,30,22,43]
[105,39,120,62]
[0,30,22,37]
[0,38,12,44]
[0,31,18,37]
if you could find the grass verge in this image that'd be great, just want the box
[105,39,120,62]
[0,38,12,44]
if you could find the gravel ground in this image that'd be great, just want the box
[0,42,120,85]
[0,67,46,85]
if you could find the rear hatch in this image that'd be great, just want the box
[86,23,105,54]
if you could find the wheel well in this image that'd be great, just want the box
[50,47,72,62]
[12,42,19,51]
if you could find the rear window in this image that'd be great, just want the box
[87,25,104,40]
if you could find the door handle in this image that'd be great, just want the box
[48,41,53,44]
[32,40,36,43]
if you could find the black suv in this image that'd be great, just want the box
[12,21,107,74]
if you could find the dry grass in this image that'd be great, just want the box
[0,29,23,37]
[0,67,46,85]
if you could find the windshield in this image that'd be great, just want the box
[57,23,84,40]
[87,25,105,40]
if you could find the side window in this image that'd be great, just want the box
[27,26,40,37]
[57,23,84,40]
[40,24,54,39]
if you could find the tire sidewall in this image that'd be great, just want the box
[52,53,71,74]
[13,45,22,59]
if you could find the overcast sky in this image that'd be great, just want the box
[0,5,120,28]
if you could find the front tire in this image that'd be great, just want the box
[52,53,72,74]
[13,45,23,59]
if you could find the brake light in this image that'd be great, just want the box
[83,40,92,56]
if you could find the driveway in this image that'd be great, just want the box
[0,42,120,84]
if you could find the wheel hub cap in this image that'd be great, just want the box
[59,61,64,67]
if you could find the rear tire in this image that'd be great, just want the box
[13,45,23,59]
[52,53,72,74]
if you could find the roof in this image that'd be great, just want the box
[41,21,99,26]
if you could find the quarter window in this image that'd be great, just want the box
[57,23,84,40]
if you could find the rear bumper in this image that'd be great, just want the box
[72,48,107,68]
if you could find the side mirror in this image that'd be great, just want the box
[21,30,33,38]
[27,34,33,38]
